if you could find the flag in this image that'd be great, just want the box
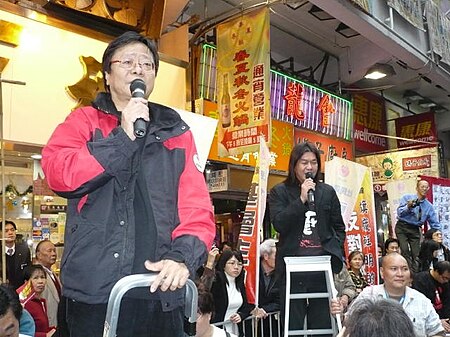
[16,280,35,305]
[238,136,270,305]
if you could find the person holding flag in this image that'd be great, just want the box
[269,141,345,336]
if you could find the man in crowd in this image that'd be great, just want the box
[42,31,215,337]
[251,238,280,337]
[34,240,61,328]
[269,142,345,336]
[353,253,444,337]
[384,237,401,254]
[413,260,450,332]
[2,221,31,290]
[396,179,440,272]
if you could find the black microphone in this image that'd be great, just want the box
[130,79,147,138]
[305,172,315,208]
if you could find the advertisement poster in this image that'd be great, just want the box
[395,111,437,149]
[216,8,271,156]
[356,146,439,192]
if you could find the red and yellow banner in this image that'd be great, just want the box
[238,137,270,305]
[325,158,379,285]
[205,100,291,171]
[217,8,271,156]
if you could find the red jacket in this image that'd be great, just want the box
[24,297,53,337]
[42,93,215,307]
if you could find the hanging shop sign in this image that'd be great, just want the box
[356,146,439,190]
[204,100,292,171]
[216,8,271,156]
[271,70,353,141]
[207,169,228,193]
[294,128,353,172]
[395,111,437,149]
[352,92,388,153]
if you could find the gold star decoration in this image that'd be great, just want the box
[66,56,104,109]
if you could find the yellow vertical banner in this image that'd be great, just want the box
[217,8,271,157]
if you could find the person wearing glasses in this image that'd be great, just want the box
[268,142,345,336]
[424,229,450,262]
[396,179,441,273]
[200,250,254,337]
[42,31,215,337]
[412,260,450,333]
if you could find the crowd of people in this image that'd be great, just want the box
[0,29,449,337]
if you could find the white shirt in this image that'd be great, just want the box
[353,285,444,337]
[5,244,15,255]
[223,273,243,336]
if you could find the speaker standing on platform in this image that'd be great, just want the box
[395,179,441,273]
[268,142,345,337]
[42,31,215,337]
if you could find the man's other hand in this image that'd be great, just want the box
[145,259,189,293]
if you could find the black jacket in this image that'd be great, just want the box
[269,181,345,276]
[413,270,450,319]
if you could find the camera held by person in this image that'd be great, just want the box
[409,199,420,208]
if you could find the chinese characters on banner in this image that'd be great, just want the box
[217,8,271,156]
[352,93,388,153]
[325,158,379,285]
[294,128,353,173]
[204,99,292,171]
[238,137,270,305]
[395,111,438,149]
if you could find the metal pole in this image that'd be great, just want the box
[0,72,5,283]
[0,75,26,283]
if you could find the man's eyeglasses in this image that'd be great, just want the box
[226,261,243,267]
[110,59,155,72]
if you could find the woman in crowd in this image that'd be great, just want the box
[424,228,450,262]
[347,250,368,294]
[201,249,254,337]
[22,265,56,337]
[418,239,440,272]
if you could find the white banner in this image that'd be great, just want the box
[385,178,417,236]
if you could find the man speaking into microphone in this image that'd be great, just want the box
[269,142,345,336]
[41,32,215,337]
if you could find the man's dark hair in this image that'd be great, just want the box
[285,142,321,186]
[23,264,46,281]
[384,238,400,253]
[434,260,450,274]
[0,284,22,321]
[1,220,17,230]
[102,31,160,91]
[344,299,415,337]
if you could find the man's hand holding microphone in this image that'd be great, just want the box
[301,172,316,210]
[121,78,149,140]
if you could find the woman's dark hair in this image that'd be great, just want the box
[285,142,321,186]
[348,250,364,264]
[424,228,441,241]
[216,249,245,288]
[418,239,440,272]
[102,31,160,91]
[197,288,215,316]
[0,284,22,321]
[23,264,47,281]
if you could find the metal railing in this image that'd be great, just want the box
[213,311,281,337]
